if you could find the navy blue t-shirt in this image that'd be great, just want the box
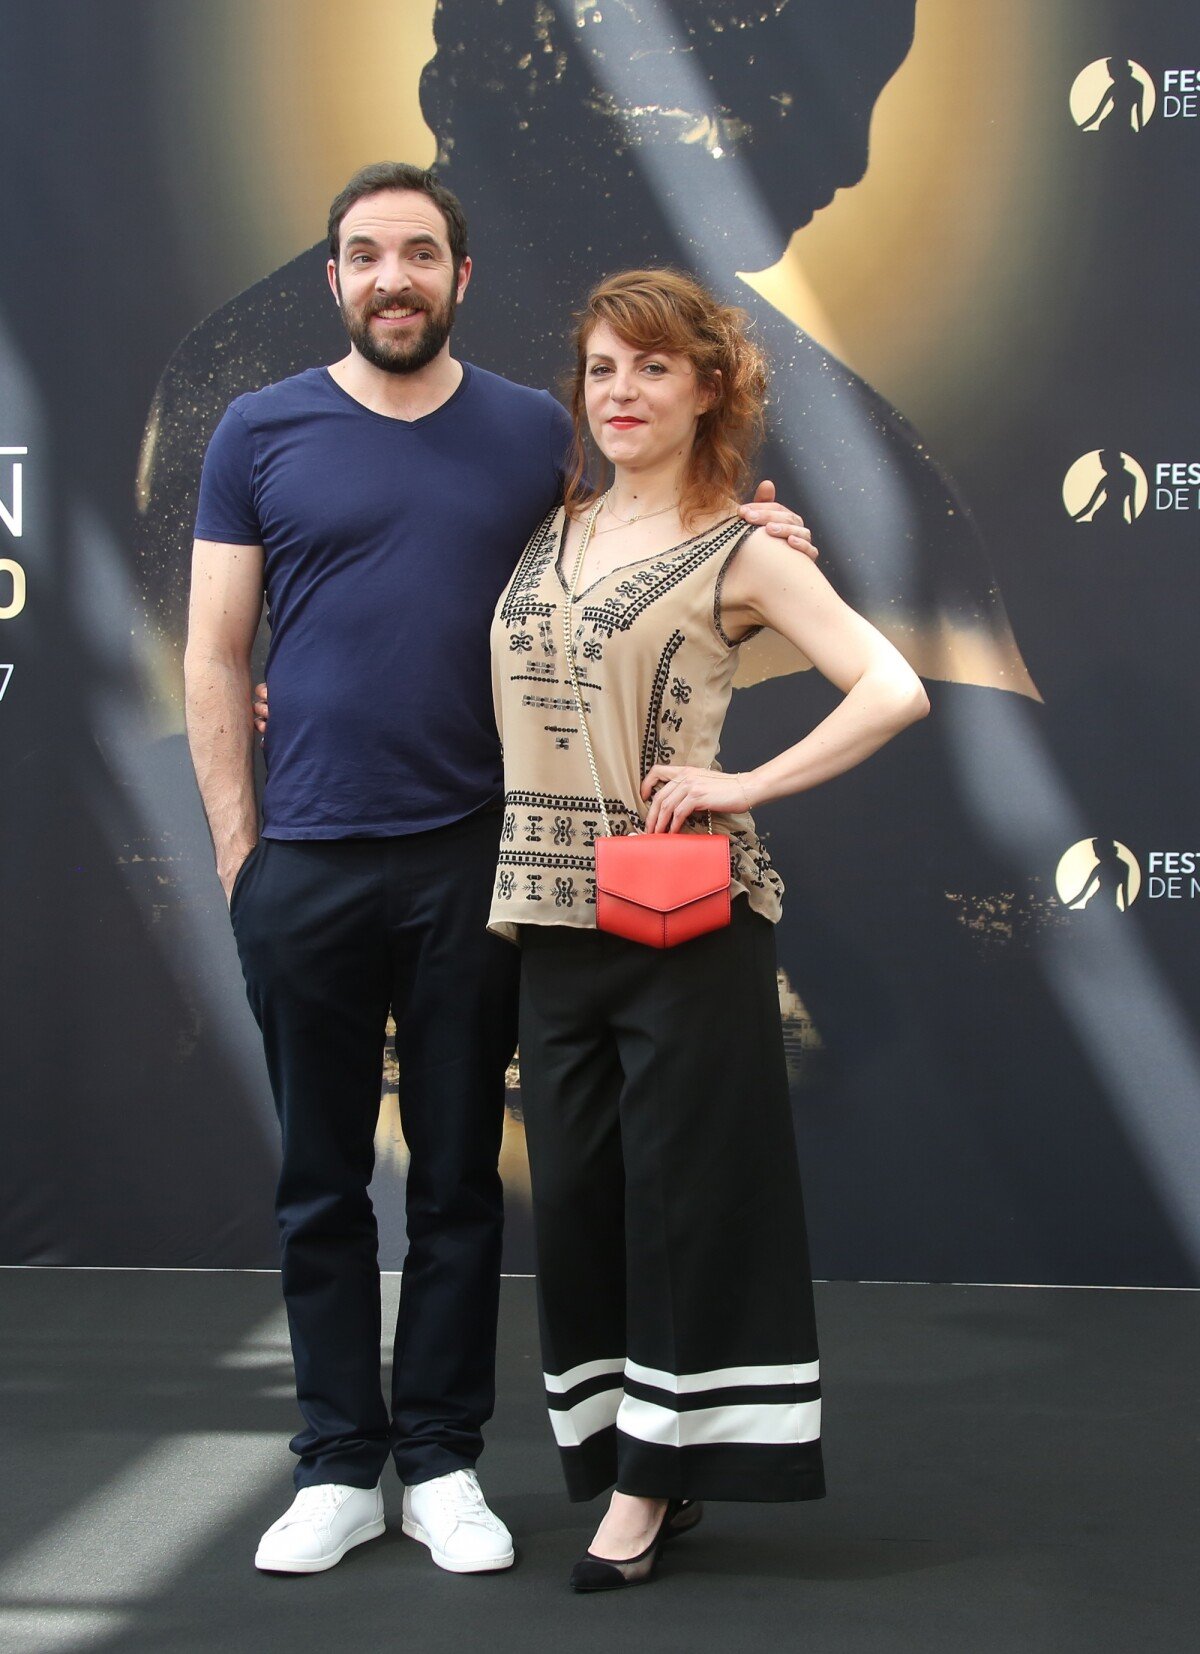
[195,364,572,838]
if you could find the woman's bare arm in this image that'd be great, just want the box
[642,527,928,831]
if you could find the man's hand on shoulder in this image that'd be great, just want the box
[737,479,818,560]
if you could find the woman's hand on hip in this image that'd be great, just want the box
[641,765,755,833]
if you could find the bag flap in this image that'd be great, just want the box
[595,833,730,912]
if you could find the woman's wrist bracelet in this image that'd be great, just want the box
[735,772,755,812]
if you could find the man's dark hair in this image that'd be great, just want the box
[327,162,469,269]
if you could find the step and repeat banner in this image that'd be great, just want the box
[2,0,1198,1282]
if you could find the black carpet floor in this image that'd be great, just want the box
[0,1271,1195,1654]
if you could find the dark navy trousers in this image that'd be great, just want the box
[229,809,517,1489]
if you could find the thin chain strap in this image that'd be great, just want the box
[561,499,712,839]
[563,497,616,838]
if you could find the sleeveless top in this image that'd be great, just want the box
[487,504,785,940]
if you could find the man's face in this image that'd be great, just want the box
[327,189,471,374]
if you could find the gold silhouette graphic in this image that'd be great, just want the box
[1055,838,1141,913]
[1070,58,1155,133]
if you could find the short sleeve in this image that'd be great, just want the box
[194,404,262,545]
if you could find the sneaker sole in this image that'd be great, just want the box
[254,1516,386,1574]
[401,1516,515,1573]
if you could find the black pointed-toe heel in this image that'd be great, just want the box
[664,1498,703,1540]
[569,1507,672,1593]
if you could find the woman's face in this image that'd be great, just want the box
[583,321,713,475]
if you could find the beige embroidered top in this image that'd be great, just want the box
[487,505,784,940]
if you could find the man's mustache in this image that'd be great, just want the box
[364,294,432,317]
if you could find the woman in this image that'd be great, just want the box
[489,268,928,1590]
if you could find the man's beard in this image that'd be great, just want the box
[339,283,457,375]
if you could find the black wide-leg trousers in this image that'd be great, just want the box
[518,897,825,1504]
[229,811,517,1489]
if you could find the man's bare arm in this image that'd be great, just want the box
[183,538,265,902]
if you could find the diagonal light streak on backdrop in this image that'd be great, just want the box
[552,0,919,606]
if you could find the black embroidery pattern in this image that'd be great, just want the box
[500,508,559,624]
[505,788,632,820]
[543,724,576,751]
[641,631,686,778]
[726,828,783,901]
[497,850,595,874]
[493,792,641,903]
[522,693,585,713]
[575,519,743,639]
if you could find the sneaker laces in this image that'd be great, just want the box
[432,1470,502,1530]
[282,1484,347,1528]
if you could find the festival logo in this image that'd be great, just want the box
[1055,839,1142,912]
[1070,59,1156,131]
[1062,451,1148,524]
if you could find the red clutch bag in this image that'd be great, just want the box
[564,499,733,950]
[594,832,732,949]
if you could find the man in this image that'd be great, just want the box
[184,161,814,1577]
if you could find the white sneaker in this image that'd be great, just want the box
[254,1483,385,1574]
[401,1469,515,1573]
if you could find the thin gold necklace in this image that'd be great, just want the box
[594,492,680,536]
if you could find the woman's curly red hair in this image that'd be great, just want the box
[561,268,767,529]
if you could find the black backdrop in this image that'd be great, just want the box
[2,0,1198,1284]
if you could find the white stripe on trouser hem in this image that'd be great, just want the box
[543,1357,625,1395]
[549,1387,624,1448]
[616,1395,822,1448]
[623,1358,820,1393]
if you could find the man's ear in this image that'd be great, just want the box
[327,259,340,305]
[455,254,473,305]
